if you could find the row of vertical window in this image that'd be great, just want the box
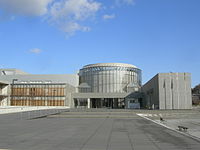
[80,66,140,73]
[80,73,141,84]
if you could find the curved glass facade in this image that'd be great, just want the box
[79,63,142,93]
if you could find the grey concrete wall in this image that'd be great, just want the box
[158,73,192,109]
[0,84,10,106]
[142,73,192,110]
[65,84,77,107]
[0,74,79,88]
[142,75,159,109]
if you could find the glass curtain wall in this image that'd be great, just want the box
[79,65,141,93]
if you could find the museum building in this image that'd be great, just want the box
[0,63,192,109]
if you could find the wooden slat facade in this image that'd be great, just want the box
[11,100,64,106]
[11,84,66,106]
[12,87,65,96]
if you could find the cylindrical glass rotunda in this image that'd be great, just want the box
[78,63,142,93]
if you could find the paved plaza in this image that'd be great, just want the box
[136,108,200,140]
[0,109,200,150]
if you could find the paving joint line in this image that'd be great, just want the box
[79,118,108,150]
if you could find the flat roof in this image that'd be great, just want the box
[12,83,66,85]
[83,63,137,69]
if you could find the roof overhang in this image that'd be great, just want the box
[72,92,130,99]
[0,80,10,85]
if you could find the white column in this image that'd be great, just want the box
[87,98,90,108]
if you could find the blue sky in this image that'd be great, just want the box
[0,0,200,87]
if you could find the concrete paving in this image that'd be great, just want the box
[136,108,200,141]
[0,110,200,150]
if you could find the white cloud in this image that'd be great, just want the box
[0,0,101,35]
[49,0,101,34]
[103,14,115,20]
[0,0,135,36]
[115,0,134,6]
[30,48,42,54]
[60,22,90,34]
[0,0,52,16]
[50,0,101,20]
